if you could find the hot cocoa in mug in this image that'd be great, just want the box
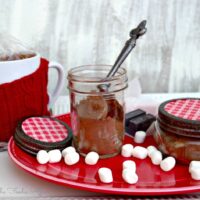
[0,52,64,142]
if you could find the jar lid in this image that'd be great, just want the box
[14,116,73,155]
[21,117,69,143]
[158,98,200,136]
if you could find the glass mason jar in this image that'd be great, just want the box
[67,65,128,158]
[152,98,200,164]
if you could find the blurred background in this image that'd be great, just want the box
[0,0,200,94]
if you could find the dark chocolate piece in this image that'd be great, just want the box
[128,114,156,134]
[125,126,133,136]
[125,109,146,126]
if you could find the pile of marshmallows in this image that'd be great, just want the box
[36,130,199,184]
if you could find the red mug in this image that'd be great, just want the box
[0,53,64,142]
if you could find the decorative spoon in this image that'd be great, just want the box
[98,20,147,91]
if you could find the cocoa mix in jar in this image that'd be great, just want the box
[153,98,200,164]
[72,95,124,158]
[68,65,128,158]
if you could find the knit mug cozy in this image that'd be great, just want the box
[0,58,64,142]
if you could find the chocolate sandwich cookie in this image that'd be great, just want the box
[14,116,72,156]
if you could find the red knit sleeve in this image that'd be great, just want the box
[0,58,50,142]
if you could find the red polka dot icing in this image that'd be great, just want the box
[164,99,200,121]
[22,117,68,142]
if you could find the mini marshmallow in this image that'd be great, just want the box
[85,151,99,165]
[64,152,80,165]
[62,146,76,157]
[121,144,134,157]
[132,146,148,159]
[160,157,176,172]
[37,150,49,164]
[147,145,157,157]
[122,160,136,172]
[122,169,138,184]
[48,149,62,163]
[189,161,200,173]
[98,167,113,183]
[134,131,146,144]
[150,150,163,165]
[190,168,200,180]
[191,173,200,180]
[190,167,200,175]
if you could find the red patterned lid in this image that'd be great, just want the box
[158,98,200,137]
[22,117,69,143]
[164,99,200,121]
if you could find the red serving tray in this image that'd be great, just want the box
[8,114,200,196]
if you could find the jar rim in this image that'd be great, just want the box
[67,64,127,83]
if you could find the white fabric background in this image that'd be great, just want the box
[0,0,200,94]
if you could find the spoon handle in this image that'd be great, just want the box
[106,20,147,78]
[106,37,137,78]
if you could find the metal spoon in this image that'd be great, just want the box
[98,20,147,91]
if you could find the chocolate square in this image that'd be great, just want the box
[129,114,156,132]
[125,109,146,126]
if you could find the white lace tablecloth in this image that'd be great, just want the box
[1,93,200,199]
